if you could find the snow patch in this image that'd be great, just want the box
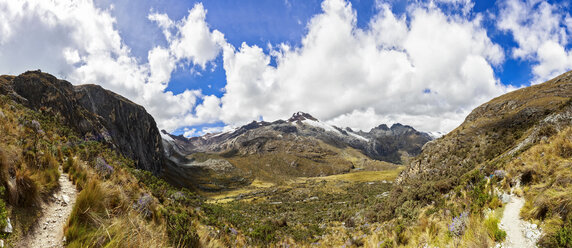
[211,126,238,137]
[348,131,369,141]
[160,131,174,142]
[301,119,341,135]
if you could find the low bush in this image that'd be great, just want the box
[484,215,506,242]
[163,206,200,248]
[250,221,278,244]
[0,186,7,229]
[539,222,572,248]
[553,224,572,247]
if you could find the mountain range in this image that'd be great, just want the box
[161,111,431,190]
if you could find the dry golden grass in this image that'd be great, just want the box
[297,167,404,183]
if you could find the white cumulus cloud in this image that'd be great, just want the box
[497,0,572,82]
[0,0,223,132]
[200,0,510,133]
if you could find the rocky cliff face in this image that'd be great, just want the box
[0,71,164,174]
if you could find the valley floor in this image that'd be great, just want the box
[16,166,77,248]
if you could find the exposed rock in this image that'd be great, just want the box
[288,111,318,122]
[164,112,431,165]
[61,195,70,205]
[501,193,511,204]
[494,170,507,179]
[304,196,319,201]
[522,222,541,244]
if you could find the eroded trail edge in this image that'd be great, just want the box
[17,167,78,248]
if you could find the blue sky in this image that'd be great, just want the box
[99,0,539,92]
[2,0,572,135]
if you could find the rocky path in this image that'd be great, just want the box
[499,195,541,248]
[16,167,77,248]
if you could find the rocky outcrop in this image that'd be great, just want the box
[74,84,163,174]
[0,71,164,174]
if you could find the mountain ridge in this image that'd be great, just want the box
[160,111,432,190]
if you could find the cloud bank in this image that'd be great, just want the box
[0,0,570,135]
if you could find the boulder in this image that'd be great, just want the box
[501,193,511,204]
[3,218,12,233]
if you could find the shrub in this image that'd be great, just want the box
[553,224,572,247]
[133,194,154,219]
[14,168,39,207]
[448,212,468,237]
[394,222,409,245]
[521,169,535,185]
[488,196,503,209]
[0,186,7,229]
[557,139,572,158]
[94,157,113,179]
[484,216,506,242]
[63,157,74,172]
[66,180,105,242]
[250,221,278,243]
[163,206,200,248]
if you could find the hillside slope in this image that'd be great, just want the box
[378,70,572,247]
[0,71,164,174]
[0,72,205,247]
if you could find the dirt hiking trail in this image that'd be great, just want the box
[16,167,77,248]
[500,194,540,248]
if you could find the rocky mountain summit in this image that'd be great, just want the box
[0,71,164,174]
